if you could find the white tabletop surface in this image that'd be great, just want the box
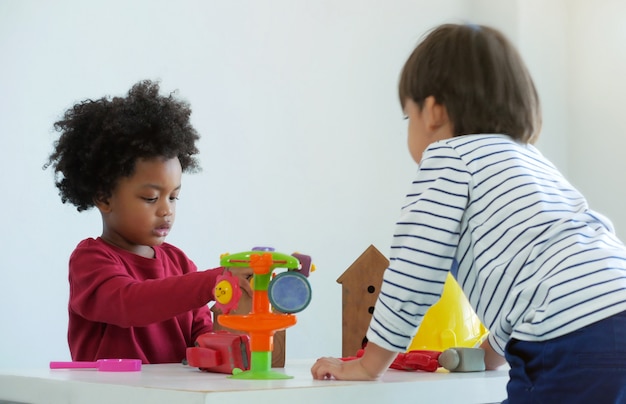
[0,360,508,404]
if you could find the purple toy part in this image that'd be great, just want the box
[252,246,275,251]
[291,253,312,277]
[49,359,142,372]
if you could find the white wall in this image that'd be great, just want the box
[468,0,570,170]
[567,0,626,237]
[0,0,623,369]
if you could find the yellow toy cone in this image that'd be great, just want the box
[408,273,488,352]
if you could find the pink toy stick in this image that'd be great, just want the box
[50,359,142,372]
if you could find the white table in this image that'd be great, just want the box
[0,360,508,404]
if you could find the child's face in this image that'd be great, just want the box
[97,156,182,257]
[404,97,453,163]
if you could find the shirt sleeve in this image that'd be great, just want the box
[69,243,224,328]
[367,142,471,352]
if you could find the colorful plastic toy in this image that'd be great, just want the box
[342,346,485,373]
[407,273,488,352]
[342,348,440,372]
[186,331,251,374]
[437,347,485,372]
[49,359,142,372]
[213,247,314,379]
[213,270,242,314]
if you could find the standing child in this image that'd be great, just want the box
[311,24,626,402]
[45,80,252,364]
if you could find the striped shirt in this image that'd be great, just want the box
[367,134,626,355]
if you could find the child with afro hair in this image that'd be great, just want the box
[45,80,252,364]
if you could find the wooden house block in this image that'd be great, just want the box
[337,245,389,357]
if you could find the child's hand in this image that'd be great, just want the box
[480,339,507,370]
[311,343,397,381]
[226,267,254,297]
[311,357,379,381]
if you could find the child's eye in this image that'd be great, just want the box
[169,196,179,202]
[402,115,409,121]
[142,197,158,203]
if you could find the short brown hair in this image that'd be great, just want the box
[399,24,541,143]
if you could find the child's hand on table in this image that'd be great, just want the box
[311,357,379,381]
[311,342,397,381]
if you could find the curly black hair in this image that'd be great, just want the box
[44,80,201,212]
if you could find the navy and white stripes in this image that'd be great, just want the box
[367,134,626,355]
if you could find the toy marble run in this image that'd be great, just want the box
[212,247,314,379]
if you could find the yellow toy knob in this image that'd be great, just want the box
[215,279,234,305]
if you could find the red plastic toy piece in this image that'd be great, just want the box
[342,348,442,372]
[390,350,441,372]
[186,331,251,374]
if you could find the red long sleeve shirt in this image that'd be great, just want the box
[67,237,222,363]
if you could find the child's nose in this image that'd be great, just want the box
[158,201,174,216]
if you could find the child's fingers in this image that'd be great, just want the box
[311,357,341,380]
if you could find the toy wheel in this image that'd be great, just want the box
[268,271,312,313]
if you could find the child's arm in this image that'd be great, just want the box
[480,339,507,370]
[71,267,224,327]
[311,342,397,380]
[69,244,228,327]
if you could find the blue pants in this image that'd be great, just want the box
[503,311,626,403]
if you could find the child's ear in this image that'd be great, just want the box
[94,193,112,213]
[423,96,450,130]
